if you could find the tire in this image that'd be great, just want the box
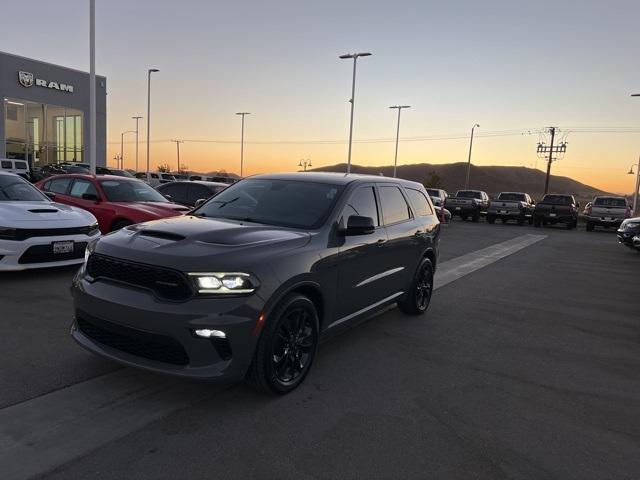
[487,215,495,224]
[586,222,594,232]
[472,212,480,223]
[246,294,319,394]
[398,257,434,315]
[110,219,133,232]
[517,218,525,226]
[528,217,534,225]
[534,217,541,228]
[461,214,468,221]
[501,218,508,224]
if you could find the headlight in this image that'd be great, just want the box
[621,219,640,230]
[87,222,100,236]
[188,272,257,295]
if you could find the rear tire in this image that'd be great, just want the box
[398,258,434,315]
[487,215,495,224]
[472,212,480,223]
[461,214,468,221]
[246,294,319,394]
[534,217,541,228]
[586,222,594,232]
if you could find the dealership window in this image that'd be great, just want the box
[4,97,83,165]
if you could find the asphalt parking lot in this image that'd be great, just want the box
[1,220,639,479]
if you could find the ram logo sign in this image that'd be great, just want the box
[17,71,74,93]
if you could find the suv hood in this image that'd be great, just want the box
[94,215,311,271]
[0,201,96,227]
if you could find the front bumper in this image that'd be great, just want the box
[0,234,94,271]
[71,273,267,382]
[617,229,639,246]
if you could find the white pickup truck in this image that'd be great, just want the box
[583,196,631,232]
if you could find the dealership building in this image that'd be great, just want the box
[0,51,106,168]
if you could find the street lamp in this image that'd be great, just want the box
[89,0,96,175]
[628,160,640,216]
[132,116,143,172]
[339,52,372,174]
[389,105,411,177]
[464,123,480,189]
[146,68,159,174]
[120,130,135,169]
[236,112,250,177]
[298,159,312,172]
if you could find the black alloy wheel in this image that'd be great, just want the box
[398,257,434,315]
[247,294,319,394]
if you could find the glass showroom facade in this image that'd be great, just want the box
[0,51,106,168]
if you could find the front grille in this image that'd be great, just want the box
[18,242,87,264]
[9,226,99,241]
[77,314,189,366]
[86,254,193,301]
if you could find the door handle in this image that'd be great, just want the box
[376,238,388,247]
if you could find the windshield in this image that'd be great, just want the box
[193,178,344,229]
[0,175,48,202]
[498,193,526,201]
[542,195,572,205]
[456,191,481,199]
[99,179,169,203]
[594,197,627,207]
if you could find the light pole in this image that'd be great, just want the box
[89,0,96,175]
[628,159,640,216]
[171,139,184,174]
[132,116,142,172]
[120,130,135,170]
[236,112,250,177]
[464,123,480,189]
[298,159,312,171]
[389,105,410,177]
[339,52,372,174]
[146,68,159,174]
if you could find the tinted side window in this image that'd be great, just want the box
[69,179,99,199]
[1,160,12,168]
[188,184,212,204]
[169,183,190,203]
[15,161,27,170]
[134,173,145,179]
[379,186,411,225]
[341,186,379,226]
[406,188,433,216]
[48,178,72,194]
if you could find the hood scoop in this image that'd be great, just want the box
[28,208,59,213]
[138,230,186,241]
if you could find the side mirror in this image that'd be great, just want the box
[194,198,207,208]
[44,191,56,200]
[163,194,174,201]
[343,215,375,236]
[82,193,99,202]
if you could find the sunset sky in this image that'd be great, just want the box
[3,0,640,193]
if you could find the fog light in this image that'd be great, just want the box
[194,328,226,339]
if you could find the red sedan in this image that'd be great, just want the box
[36,174,191,233]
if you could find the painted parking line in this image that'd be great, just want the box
[0,233,546,480]
[434,234,547,290]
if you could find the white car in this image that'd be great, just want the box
[0,172,100,271]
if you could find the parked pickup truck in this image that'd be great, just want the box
[583,196,631,231]
[444,190,489,222]
[486,192,535,225]
[533,194,579,229]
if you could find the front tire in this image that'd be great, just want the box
[246,294,319,394]
[398,258,434,315]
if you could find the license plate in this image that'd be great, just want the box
[455,206,461,210]
[499,210,508,214]
[604,217,614,221]
[53,241,74,254]
[549,213,556,217]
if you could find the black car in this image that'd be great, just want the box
[71,173,440,393]
[534,194,579,229]
[156,180,228,207]
[617,217,640,248]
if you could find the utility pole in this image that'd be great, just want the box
[132,116,142,172]
[171,139,184,174]
[89,0,96,175]
[389,105,411,177]
[464,123,480,189]
[236,112,250,177]
[536,127,567,194]
[298,159,312,171]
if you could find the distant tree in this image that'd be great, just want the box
[423,170,443,189]
[157,163,171,173]
[179,164,189,174]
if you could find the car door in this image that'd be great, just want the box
[65,178,109,227]
[377,183,424,291]
[334,184,391,321]
[43,176,73,202]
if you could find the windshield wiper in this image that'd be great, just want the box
[213,197,239,209]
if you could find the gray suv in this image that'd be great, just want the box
[71,173,440,394]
